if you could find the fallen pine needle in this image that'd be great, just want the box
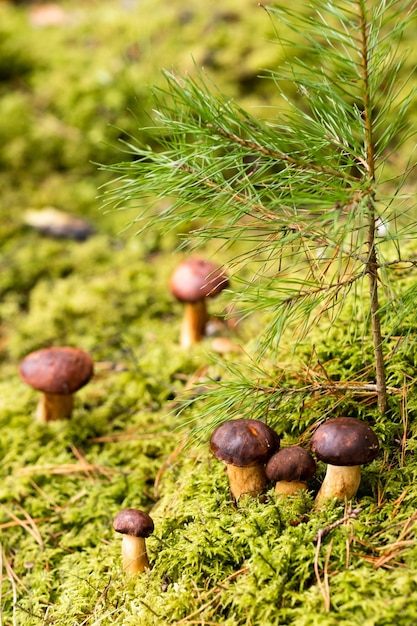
[17,462,116,478]
[1,505,43,547]
[153,437,188,499]
[1,546,29,594]
[314,535,333,612]
[89,430,173,443]
[0,517,49,531]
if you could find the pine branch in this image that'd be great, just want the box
[104,0,417,426]
[207,123,359,183]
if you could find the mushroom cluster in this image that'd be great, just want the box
[210,415,379,508]
[15,251,382,584]
[169,258,229,348]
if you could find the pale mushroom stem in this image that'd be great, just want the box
[226,464,267,501]
[121,535,150,574]
[275,480,308,496]
[36,393,74,422]
[315,464,361,505]
[180,300,208,348]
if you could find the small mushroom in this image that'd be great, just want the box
[169,258,229,348]
[113,508,154,574]
[210,418,280,501]
[19,346,94,422]
[310,417,379,504]
[266,446,316,496]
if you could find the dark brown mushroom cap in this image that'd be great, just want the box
[210,418,280,467]
[19,347,94,395]
[169,258,229,303]
[266,446,316,482]
[310,417,379,466]
[113,509,154,538]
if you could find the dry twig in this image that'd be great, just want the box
[313,507,362,543]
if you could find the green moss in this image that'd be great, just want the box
[2,0,417,624]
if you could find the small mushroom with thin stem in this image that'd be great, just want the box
[310,417,379,505]
[210,418,280,501]
[266,446,316,496]
[19,346,94,423]
[113,508,154,574]
[169,258,229,349]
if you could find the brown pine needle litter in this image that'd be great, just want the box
[16,446,117,481]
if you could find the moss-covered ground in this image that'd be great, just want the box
[1,1,417,624]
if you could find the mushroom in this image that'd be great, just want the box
[310,417,379,505]
[169,258,229,348]
[113,508,154,574]
[210,418,280,501]
[19,346,94,422]
[265,446,316,496]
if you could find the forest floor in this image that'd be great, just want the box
[1,1,417,625]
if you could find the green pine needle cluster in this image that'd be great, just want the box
[104,0,417,419]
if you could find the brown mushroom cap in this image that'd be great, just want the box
[210,418,280,467]
[113,509,154,538]
[266,446,316,482]
[19,347,94,395]
[169,258,229,303]
[310,417,379,466]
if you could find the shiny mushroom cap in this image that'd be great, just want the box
[169,258,229,303]
[310,417,379,466]
[19,347,94,395]
[210,418,280,467]
[266,446,316,482]
[113,509,154,538]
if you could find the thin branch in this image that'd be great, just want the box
[314,507,363,543]
[358,0,388,414]
[253,382,401,398]
[174,162,305,231]
[207,124,360,183]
